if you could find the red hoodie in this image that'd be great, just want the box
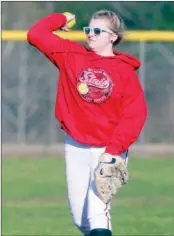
[27,13,147,155]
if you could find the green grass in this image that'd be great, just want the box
[2,156,174,236]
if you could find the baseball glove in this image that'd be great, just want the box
[94,153,129,204]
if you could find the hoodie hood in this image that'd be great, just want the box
[113,50,141,70]
[85,46,141,70]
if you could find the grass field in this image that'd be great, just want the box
[2,156,174,236]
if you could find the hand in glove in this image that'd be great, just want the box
[94,153,129,204]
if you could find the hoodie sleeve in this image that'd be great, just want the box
[105,68,147,155]
[27,13,85,68]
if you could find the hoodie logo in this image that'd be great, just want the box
[77,68,113,103]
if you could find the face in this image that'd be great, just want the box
[84,18,118,52]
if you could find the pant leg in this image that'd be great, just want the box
[87,147,112,231]
[87,147,129,231]
[64,134,91,235]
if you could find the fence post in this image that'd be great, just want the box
[139,41,146,144]
[49,76,57,144]
[17,43,27,144]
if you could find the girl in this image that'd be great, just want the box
[27,9,147,236]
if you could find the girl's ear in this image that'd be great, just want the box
[111,34,118,44]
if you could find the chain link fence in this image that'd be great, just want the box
[2,40,174,156]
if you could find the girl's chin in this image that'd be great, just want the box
[88,40,96,46]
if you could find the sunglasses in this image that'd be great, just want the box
[83,27,114,36]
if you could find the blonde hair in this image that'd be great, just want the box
[91,9,125,45]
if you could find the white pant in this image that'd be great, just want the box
[64,134,128,235]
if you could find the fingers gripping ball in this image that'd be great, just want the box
[63,12,76,29]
